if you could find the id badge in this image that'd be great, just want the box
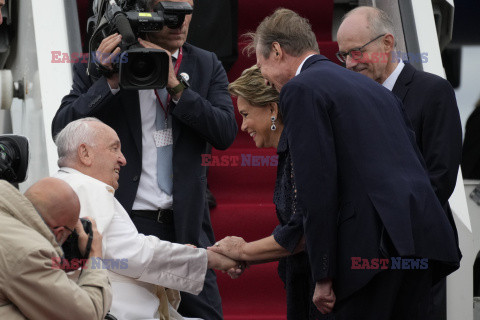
[154,128,173,147]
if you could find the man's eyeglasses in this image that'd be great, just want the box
[336,34,386,63]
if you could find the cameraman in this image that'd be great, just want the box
[0,177,111,319]
[52,0,237,318]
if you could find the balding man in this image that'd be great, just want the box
[0,177,111,320]
[337,7,462,318]
[53,117,239,320]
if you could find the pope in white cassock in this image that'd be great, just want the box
[53,118,238,320]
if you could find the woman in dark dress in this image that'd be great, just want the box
[209,66,332,320]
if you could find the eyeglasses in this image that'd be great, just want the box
[336,34,386,63]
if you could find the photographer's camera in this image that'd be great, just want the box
[0,134,29,183]
[88,0,193,89]
[61,218,94,272]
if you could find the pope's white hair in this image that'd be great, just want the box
[54,117,104,167]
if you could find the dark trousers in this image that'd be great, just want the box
[131,213,223,320]
[427,278,446,320]
[335,268,432,320]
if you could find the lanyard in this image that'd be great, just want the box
[154,47,184,123]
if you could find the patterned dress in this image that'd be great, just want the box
[272,131,334,320]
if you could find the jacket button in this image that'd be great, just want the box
[133,175,139,182]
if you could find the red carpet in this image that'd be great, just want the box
[209,2,339,318]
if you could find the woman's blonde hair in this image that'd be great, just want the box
[228,65,280,111]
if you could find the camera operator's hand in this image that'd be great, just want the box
[96,33,122,89]
[138,38,182,99]
[75,217,103,259]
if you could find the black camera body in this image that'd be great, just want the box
[61,218,93,272]
[0,134,29,183]
[88,0,193,89]
[125,1,193,32]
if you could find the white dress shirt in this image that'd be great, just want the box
[108,51,180,210]
[54,167,206,320]
[296,54,315,76]
[382,60,405,91]
[133,88,174,210]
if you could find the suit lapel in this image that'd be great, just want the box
[392,63,415,102]
[121,90,142,156]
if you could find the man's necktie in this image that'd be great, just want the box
[155,56,177,195]
[155,87,173,195]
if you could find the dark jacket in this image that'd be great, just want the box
[392,63,462,206]
[392,62,463,262]
[462,104,480,179]
[279,55,460,300]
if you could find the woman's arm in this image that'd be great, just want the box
[208,235,305,263]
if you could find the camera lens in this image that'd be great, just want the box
[0,141,16,170]
[0,135,29,183]
[119,48,169,89]
[129,54,154,80]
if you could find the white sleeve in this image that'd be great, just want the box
[102,205,207,295]
[108,82,120,95]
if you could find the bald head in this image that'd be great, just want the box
[337,6,397,84]
[24,177,80,229]
[339,7,395,42]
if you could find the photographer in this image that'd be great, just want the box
[52,0,237,318]
[0,177,111,320]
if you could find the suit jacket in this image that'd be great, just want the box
[462,104,480,179]
[392,63,462,207]
[392,63,462,260]
[0,181,112,320]
[280,55,460,300]
[462,105,480,179]
[52,42,238,247]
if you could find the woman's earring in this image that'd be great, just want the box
[271,116,277,131]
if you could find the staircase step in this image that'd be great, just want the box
[216,263,287,320]
[211,203,278,242]
[211,202,286,319]
[208,148,278,204]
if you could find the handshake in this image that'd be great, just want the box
[205,236,249,279]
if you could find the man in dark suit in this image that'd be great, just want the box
[337,7,462,319]
[251,8,460,319]
[462,99,480,180]
[51,0,237,318]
